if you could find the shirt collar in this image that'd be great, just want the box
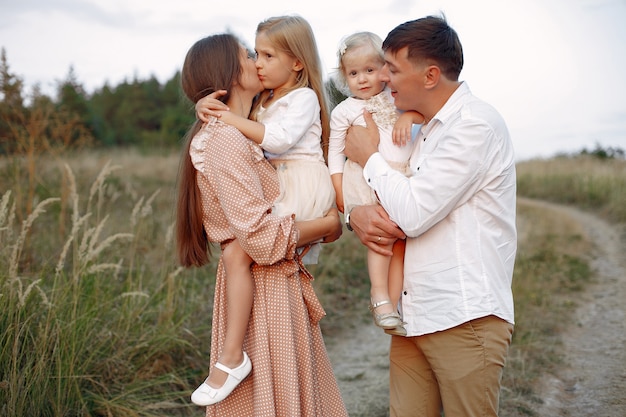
[425,81,470,130]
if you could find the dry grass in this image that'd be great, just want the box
[1,148,621,416]
[501,155,625,416]
[500,200,593,416]
[516,156,626,223]
[0,149,206,416]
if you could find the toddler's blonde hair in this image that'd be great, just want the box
[334,31,384,96]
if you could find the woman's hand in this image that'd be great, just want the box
[196,90,229,122]
[349,205,405,255]
[295,208,342,247]
[321,208,343,244]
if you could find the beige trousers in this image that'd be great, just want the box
[389,315,514,417]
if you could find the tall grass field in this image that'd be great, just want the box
[1,149,624,416]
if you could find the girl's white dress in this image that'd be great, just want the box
[258,87,335,264]
[328,88,414,214]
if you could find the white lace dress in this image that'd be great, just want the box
[328,88,413,214]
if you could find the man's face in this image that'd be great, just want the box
[380,46,426,112]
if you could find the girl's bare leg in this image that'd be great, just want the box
[368,245,402,328]
[206,240,253,388]
[388,239,406,310]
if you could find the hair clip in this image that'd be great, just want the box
[339,42,347,56]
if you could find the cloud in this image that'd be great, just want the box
[0,0,137,28]
[0,0,625,160]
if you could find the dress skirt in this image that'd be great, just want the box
[205,257,348,417]
[270,159,335,264]
[343,158,411,214]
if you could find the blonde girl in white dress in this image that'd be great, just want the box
[328,32,424,336]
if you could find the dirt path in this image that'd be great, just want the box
[325,319,391,417]
[519,199,626,417]
[325,199,626,416]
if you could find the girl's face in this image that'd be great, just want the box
[342,47,385,100]
[254,32,302,93]
[239,45,264,95]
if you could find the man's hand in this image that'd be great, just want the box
[345,110,380,167]
[350,205,405,255]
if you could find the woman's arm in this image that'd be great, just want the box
[295,207,342,246]
[198,126,295,265]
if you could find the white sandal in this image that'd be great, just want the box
[369,299,403,329]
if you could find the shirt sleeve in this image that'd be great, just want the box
[328,104,350,175]
[363,119,495,237]
[197,125,298,264]
[260,88,320,155]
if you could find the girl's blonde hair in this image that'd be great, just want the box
[250,15,331,160]
[334,31,385,96]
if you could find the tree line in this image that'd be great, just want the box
[0,47,196,155]
[2,46,623,162]
[0,47,348,156]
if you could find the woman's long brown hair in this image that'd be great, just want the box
[176,34,242,267]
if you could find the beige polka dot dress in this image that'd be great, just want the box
[190,119,348,417]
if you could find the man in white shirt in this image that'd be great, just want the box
[344,15,516,417]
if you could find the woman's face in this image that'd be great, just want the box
[239,45,264,95]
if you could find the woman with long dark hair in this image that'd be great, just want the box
[176,33,348,416]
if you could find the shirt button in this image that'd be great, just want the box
[403,291,408,295]
[423,137,427,141]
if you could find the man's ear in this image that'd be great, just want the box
[424,65,440,89]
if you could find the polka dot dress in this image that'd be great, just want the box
[190,119,348,417]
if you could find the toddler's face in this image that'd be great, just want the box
[342,48,385,100]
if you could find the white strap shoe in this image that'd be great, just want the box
[191,352,252,406]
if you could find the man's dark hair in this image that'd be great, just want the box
[382,15,464,81]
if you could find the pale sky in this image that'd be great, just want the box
[1,0,625,160]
